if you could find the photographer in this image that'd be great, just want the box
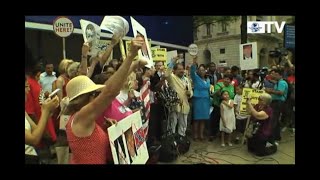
[246,93,277,156]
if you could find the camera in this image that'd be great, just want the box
[257,67,268,80]
[269,48,288,58]
[252,122,261,135]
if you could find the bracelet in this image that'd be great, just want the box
[82,55,87,59]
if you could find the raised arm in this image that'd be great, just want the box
[86,57,99,78]
[190,56,200,82]
[165,56,179,84]
[100,35,120,66]
[78,43,90,75]
[75,37,144,128]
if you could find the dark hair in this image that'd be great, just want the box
[237,84,244,89]
[93,73,108,84]
[223,67,231,72]
[173,63,184,71]
[31,63,42,77]
[231,66,240,72]
[220,90,230,100]
[209,62,216,66]
[103,65,114,73]
[223,74,233,81]
[273,69,284,76]
[198,64,206,69]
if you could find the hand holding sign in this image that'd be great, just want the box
[246,93,252,104]
[192,55,198,64]
[111,34,121,46]
[128,37,144,58]
[82,42,90,56]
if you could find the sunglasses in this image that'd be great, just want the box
[91,91,101,98]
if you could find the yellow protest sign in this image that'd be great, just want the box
[239,88,265,115]
[151,48,167,61]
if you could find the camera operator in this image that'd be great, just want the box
[264,69,288,145]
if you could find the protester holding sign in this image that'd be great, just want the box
[246,93,277,156]
[61,37,144,164]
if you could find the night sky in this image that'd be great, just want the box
[25,16,194,46]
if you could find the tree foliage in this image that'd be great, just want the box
[193,16,240,28]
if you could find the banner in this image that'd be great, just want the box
[79,19,101,57]
[239,88,265,115]
[108,111,149,164]
[239,42,258,70]
[151,47,167,61]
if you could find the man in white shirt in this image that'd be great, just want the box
[39,63,57,96]
[243,44,253,60]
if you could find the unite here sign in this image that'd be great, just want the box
[53,17,74,38]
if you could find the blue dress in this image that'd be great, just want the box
[190,64,211,120]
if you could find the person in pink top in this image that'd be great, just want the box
[96,60,147,129]
[61,37,144,164]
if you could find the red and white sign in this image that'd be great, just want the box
[53,16,74,38]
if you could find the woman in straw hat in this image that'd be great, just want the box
[61,37,144,164]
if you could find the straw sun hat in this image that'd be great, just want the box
[66,75,105,102]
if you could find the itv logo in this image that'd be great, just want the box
[247,21,286,33]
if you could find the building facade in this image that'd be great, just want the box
[194,16,294,68]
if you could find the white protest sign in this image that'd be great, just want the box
[239,42,258,70]
[167,50,178,66]
[53,16,74,38]
[188,44,198,56]
[130,16,153,67]
[80,19,101,57]
[108,111,149,164]
[100,16,129,39]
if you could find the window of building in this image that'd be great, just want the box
[193,28,198,40]
[206,23,211,35]
[220,48,225,54]
[256,16,263,21]
[221,23,228,32]
[203,49,211,64]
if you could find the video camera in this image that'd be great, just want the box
[257,67,268,81]
[269,48,288,58]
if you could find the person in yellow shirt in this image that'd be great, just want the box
[165,56,193,137]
